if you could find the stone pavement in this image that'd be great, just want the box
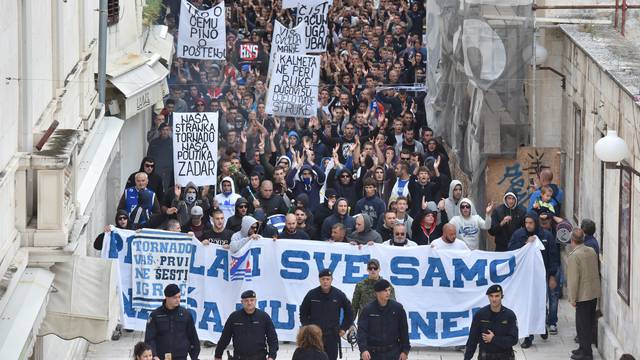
[85,299,600,360]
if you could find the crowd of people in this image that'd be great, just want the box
[103,0,606,359]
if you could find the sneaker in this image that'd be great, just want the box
[111,324,122,341]
[521,338,533,349]
[549,325,558,335]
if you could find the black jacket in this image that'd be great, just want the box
[464,305,518,359]
[292,348,329,360]
[489,199,527,251]
[215,308,278,358]
[408,177,441,217]
[357,299,410,354]
[144,303,200,360]
[411,208,448,246]
[300,286,354,336]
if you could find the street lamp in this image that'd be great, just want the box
[595,130,640,176]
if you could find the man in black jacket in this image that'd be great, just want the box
[144,284,199,360]
[125,157,164,201]
[357,279,410,360]
[489,192,527,251]
[300,269,354,360]
[215,290,278,360]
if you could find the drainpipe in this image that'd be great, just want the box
[98,0,108,105]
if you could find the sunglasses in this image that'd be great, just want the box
[144,163,155,168]
[367,267,379,271]
[340,174,351,178]
[395,233,406,236]
[117,216,128,221]
[461,205,471,209]
[238,205,248,208]
[400,157,410,161]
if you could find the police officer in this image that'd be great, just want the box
[357,279,410,360]
[464,285,518,360]
[144,284,200,360]
[215,290,278,360]
[300,269,354,360]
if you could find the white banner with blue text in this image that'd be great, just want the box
[103,228,546,346]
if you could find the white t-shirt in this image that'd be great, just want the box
[430,237,470,251]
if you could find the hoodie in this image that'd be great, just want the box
[353,193,386,230]
[348,214,383,245]
[320,198,356,240]
[93,210,131,250]
[411,201,448,246]
[488,192,527,251]
[230,216,261,252]
[443,180,476,220]
[448,198,491,250]
[286,163,326,213]
[225,197,249,233]
[508,211,559,277]
[214,176,242,223]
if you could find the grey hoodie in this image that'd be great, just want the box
[443,180,476,219]
[230,216,260,252]
[348,214,383,244]
[448,198,491,250]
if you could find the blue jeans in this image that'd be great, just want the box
[547,273,561,326]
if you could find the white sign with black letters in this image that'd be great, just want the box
[177,0,226,60]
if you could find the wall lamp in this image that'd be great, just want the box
[595,130,640,176]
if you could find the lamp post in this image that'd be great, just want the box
[595,130,640,176]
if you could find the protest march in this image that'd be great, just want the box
[98,0,580,358]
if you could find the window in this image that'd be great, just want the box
[572,105,582,223]
[107,0,120,26]
[617,166,632,304]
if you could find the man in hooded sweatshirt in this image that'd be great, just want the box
[354,178,387,229]
[225,197,249,233]
[286,162,326,213]
[230,216,262,252]
[489,192,527,251]
[348,214,383,245]
[214,177,242,224]
[321,198,356,240]
[508,210,559,348]
[442,180,476,220]
[448,198,493,250]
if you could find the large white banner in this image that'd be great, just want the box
[296,0,332,52]
[172,112,218,188]
[103,228,546,346]
[266,53,320,118]
[267,20,308,79]
[177,0,226,60]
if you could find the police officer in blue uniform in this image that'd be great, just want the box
[214,290,279,360]
[464,285,518,360]
[300,269,354,360]
[356,279,410,360]
[144,284,200,360]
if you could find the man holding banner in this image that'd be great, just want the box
[300,269,354,360]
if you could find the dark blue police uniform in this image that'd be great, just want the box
[357,299,411,360]
[144,302,200,360]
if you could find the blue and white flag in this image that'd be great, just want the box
[104,228,546,346]
[266,214,286,233]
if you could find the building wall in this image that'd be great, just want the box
[0,0,151,358]
[533,26,640,359]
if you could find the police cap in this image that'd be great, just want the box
[319,269,333,278]
[164,284,181,297]
[486,284,503,295]
[241,290,256,299]
[373,279,391,292]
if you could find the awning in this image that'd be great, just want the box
[39,256,119,344]
[0,268,54,360]
[107,58,169,118]
[76,116,124,215]
[144,25,175,68]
